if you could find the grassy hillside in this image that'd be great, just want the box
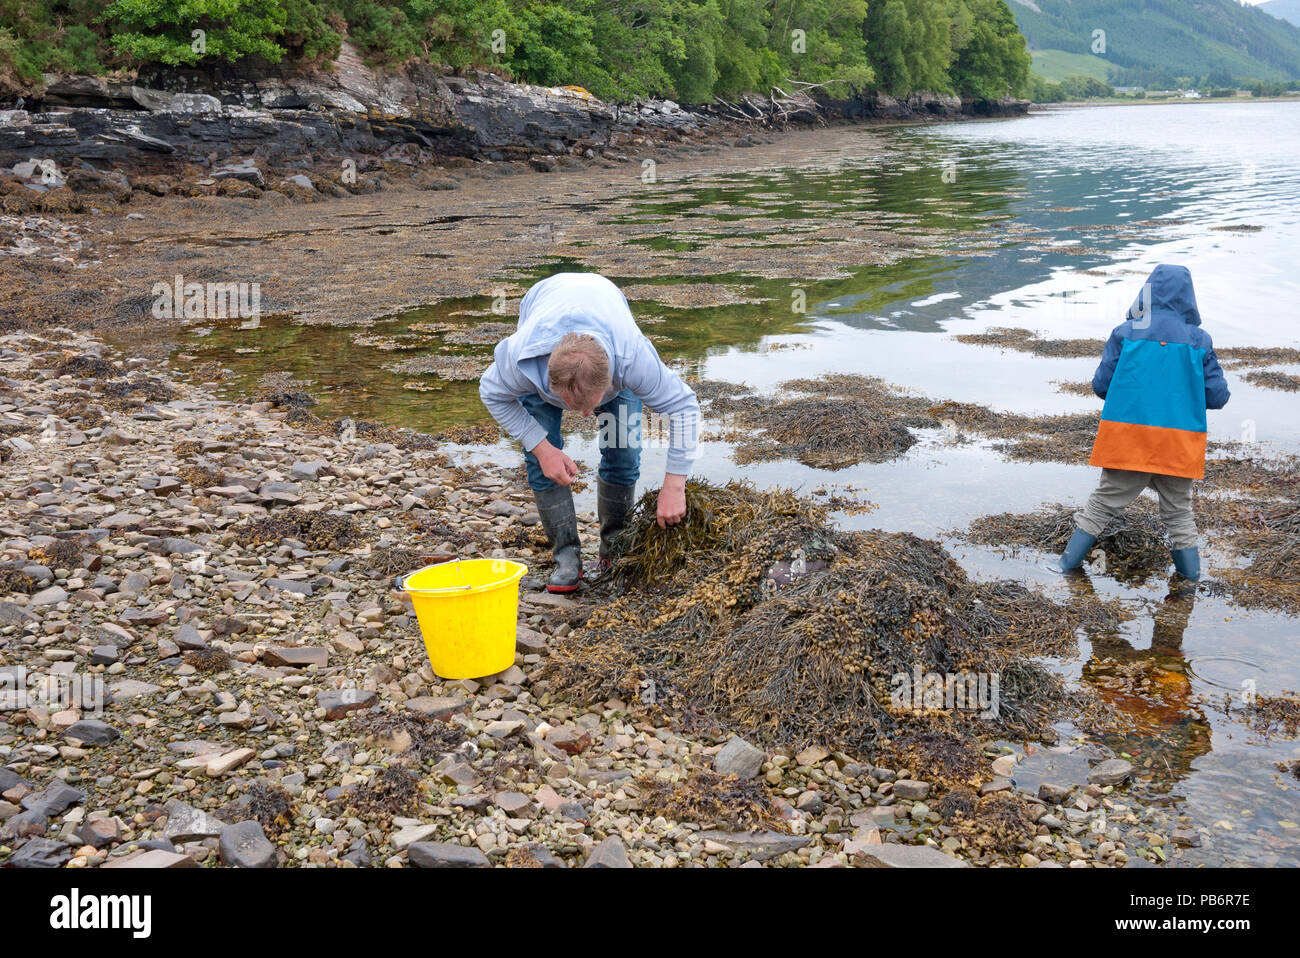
[1030,48,1112,82]
[1011,0,1300,83]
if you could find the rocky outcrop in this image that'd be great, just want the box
[0,46,1027,206]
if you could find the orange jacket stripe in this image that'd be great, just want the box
[1089,420,1208,480]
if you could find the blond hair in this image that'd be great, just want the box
[549,332,611,400]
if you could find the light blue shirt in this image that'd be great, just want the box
[479,272,700,474]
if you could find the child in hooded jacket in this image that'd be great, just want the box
[1060,264,1231,580]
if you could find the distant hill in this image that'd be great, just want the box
[1260,0,1300,28]
[1009,0,1300,83]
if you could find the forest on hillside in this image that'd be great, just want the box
[1012,0,1300,86]
[0,0,1030,104]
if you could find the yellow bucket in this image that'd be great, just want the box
[401,558,528,680]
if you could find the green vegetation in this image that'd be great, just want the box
[1010,0,1300,87]
[1,0,1031,105]
[1029,48,1111,83]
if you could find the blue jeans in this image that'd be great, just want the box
[521,389,642,492]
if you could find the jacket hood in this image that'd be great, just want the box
[1129,264,1201,327]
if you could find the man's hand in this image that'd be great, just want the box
[533,440,580,486]
[657,473,687,528]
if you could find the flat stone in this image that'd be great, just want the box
[583,835,632,868]
[795,745,830,767]
[173,623,207,650]
[714,736,765,779]
[893,780,931,800]
[20,782,84,817]
[1038,783,1073,803]
[405,696,466,720]
[102,848,197,868]
[391,822,439,850]
[265,577,313,596]
[979,777,1014,795]
[29,585,68,606]
[77,817,121,848]
[695,830,810,862]
[1088,759,1134,786]
[206,748,255,776]
[219,820,277,868]
[163,799,228,842]
[11,837,74,868]
[408,841,491,868]
[108,679,161,700]
[493,791,532,815]
[264,646,328,668]
[317,688,376,719]
[90,645,119,665]
[63,719,120,746]
[515,626,547,651]
[854,843,969,868]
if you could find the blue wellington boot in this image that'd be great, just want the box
[1058,528,1098,572]
[1171,547,1201,582]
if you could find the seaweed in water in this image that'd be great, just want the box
[964,501,1170,584]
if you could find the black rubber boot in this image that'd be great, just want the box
[597,479,637,569]
[534,485,582,593]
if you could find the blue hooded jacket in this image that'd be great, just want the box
[1089,265,1230,479]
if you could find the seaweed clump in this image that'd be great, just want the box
[949,793,1037,856]
[350,709,467,762]
[0,564,36,594]
[240,508,361,551]
[28,538,85,571]
[1236,692,1300,740]
[636,769,780,831]
[341,765,423,828]
[954,327,1105,359]
[734,398,918,469]
[236,781,297,838]
[545,480,1118,756]
[183,647,233,673]
[1243,370,1300,393]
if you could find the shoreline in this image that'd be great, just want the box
[0,326,1210,868]
[3,119,987,335]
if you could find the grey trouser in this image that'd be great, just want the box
[1074,468,1198,550]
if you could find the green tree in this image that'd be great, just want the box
[949,0,1029,100]
[105,0,288,65]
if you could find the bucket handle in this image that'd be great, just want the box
[394,570,475,594]
[395,560,526,594]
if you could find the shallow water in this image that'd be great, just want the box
[145,101,1300,865]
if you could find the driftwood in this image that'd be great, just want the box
[706,82,827,129]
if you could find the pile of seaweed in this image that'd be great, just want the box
[544,480,1124,756]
